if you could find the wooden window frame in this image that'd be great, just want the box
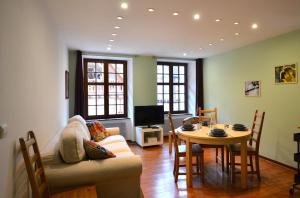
[157,62,188,114]
[84,58,128,119]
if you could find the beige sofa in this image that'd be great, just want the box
[44,116,143,198]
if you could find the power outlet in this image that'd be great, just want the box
[0,124,8,139]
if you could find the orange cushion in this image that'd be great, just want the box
[88,121,109,142]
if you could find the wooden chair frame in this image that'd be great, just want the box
[19,131,50,198]
[198,107,225,171]
[168,113,204,183]
[227,110,265,181]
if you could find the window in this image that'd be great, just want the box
[84,58,127,119]
[157,62,187,113]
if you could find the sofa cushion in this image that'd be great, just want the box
[60,122,87,163]
[99,141,132,154]
[68,115,91,140]
[83,139,116,159]
[88,121,109,141]
[98,135,126,146]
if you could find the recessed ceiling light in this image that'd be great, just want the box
[107,47,111,50]
[117,16,124,20]
[193,14,200,20]
[183,53,187,56]
[112,33,117,36]
[220,38,224,41]
[120,2,128,10]
[173,12,179,16]
[199,47,203,50]
[148,8,155,12]
[109,39,114,42]
[215,19,221,22]
[234,22,239,25]
[235,32,240,36]
[252,23,258,29]
[209,43,213,46]
[114,26,120,29]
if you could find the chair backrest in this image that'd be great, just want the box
[168,112,179,154]
[198,107,218,124]
[249,110,265,152]
[19,131,50,198]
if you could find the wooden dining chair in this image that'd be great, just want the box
[167,113,204,183]
[198,107,225,171]
[227,110,265,182]
[19,131,51,198]
[19,131,98,198]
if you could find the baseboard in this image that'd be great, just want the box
[259,155,297,171]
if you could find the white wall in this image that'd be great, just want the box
[0,0,68,197]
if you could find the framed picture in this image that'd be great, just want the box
[65,70,69,99]
[245,80,260,97]
[275,63,297,84]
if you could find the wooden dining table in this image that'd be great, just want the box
[177,124,251,189]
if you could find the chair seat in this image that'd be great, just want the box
[228,143,256,154]
[178,144,202,154]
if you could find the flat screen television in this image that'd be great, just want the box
[134,105,164,128]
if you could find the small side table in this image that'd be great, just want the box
[52,185,97,198]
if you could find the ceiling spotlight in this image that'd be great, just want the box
[114,26,120,29]
[252,23,258,29]
[148,8,155,12]
[173,12,179,16]
[183,53,187,56]
[209,43,213,46]
[235,32,240,36]
[193,14,200,20]
[234,22,239,25]
[199,47,203,50]
[215,19,221,22]
[112,33,117,36]
[117,16,124,20]
[107,47,111,51]
[220,38,224,41]
[121,2,128,9]
[109,39,114,42]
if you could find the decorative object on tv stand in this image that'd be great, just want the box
[245,80,260,97]
[275,63,297,84]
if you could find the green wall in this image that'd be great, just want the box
[204,29,300,167]
[133,56,157,105]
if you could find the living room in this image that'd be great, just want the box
[1,0,300,198]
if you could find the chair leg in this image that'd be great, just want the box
[221,146,224,172]
[226,147,230,173]
[231,152,235,183]
[169,133,173,154]
[174,155,179,183]
[249,155,254,173]
[196,156,200,174]
[255,154,261,181]
[216,148,218,163]
[200,152,204,182]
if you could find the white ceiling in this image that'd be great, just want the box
[44,0,300,59]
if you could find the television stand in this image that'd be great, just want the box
[135,126,163,147]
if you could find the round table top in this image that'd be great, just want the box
[177,124,252,145]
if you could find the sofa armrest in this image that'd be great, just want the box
[106,127,120,136]
[46,155,142,193]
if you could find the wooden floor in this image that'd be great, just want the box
[129,138,299,198]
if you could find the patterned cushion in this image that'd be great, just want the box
[87,121,109,141]
[83,139,116,159]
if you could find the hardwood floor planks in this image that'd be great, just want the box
[129,139,300,198]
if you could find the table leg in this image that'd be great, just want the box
[186,140,192,188]
[240,140,248,189]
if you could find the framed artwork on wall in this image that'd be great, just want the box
[65,70,69,99]
[245,80,260,97]
[275,63,297,84]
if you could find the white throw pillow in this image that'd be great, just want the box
[60,122,86,163]
[68,115,91,140]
